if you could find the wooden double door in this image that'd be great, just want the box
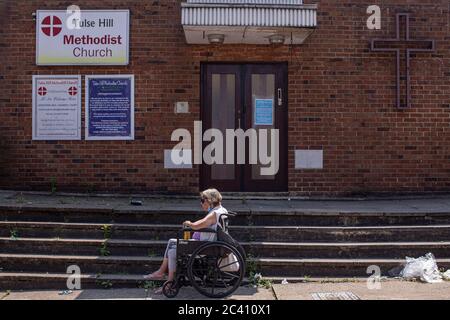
[200,63,288,192]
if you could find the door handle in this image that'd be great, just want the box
[277,88,283,106]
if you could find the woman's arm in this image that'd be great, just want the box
[184,212,216,231]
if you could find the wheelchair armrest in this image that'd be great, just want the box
[182,227,217,234]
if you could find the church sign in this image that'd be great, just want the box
[36,10,130,65]
[32,75,82,140]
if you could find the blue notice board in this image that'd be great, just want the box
[87,76,134,140]
[254,99,274,126]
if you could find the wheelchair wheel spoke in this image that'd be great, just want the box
[220,271,240,279]
[217,272,230,289]
[218,260,240,270]
[188,242,245,298]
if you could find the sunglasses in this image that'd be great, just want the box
[200,198,206,204]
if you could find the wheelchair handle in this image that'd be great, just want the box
[224,211,238,217]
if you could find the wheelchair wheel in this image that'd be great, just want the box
[187,242,245,299]
[162,280,180,298]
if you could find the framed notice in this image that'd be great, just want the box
[36,10,130,65]
[254,99,274,126]
[85,75,135,141]
[32,75,82,140]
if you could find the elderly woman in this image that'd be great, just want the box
[144,188,228,293]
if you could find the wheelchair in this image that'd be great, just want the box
[162,211,247,299]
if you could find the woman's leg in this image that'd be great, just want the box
[167,248,177,282]
[145,239,176,279]
[154,242,178,294]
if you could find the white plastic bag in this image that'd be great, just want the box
[219,253,240,272]
[400,253,443,283]
[443,270,450,281]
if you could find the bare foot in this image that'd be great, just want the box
[144,271,166,280]
[154,287,164,295]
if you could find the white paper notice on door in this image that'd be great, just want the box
[32,75,82,140]
[254,98,274,126]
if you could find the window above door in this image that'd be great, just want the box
[181,0,318,45]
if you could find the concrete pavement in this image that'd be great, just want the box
[272,280,450,300]
[2,280,450,300]
[0,286,276,300]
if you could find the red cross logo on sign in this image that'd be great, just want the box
[38,87,47,96]
[41,16,63,37]
[68,87,78,96]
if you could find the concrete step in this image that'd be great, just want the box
[0,272,151,291]
[255,258,450,278]
[2,222,450,242]
[1,238,449,259]
[1,206,450,226]
[1,254,449,279]
[0,254,161,275]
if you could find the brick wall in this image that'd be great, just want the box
[0,0,449,196]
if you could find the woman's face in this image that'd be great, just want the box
[201,198,210,212]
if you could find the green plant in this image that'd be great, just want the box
[10,229,19,240]
[96,280,113,289]
[256,277,273,289]
[99,241,110,257]
[247,254,272,289]
[101,225,112,239]
[50,177,57,194]
[139,281,159,290]
[15,193,25,204]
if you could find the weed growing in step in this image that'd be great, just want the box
[15,193,25,204]
[50,177,57,194]
[139,281,159,290]
[100,242,110,257]
[96,280,113,289]
[10,229,19,240]
[101,225,112,239]
[247,254,272,289]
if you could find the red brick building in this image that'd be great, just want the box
[0,0,449,196]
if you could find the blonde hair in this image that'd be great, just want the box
[200,188,223,207]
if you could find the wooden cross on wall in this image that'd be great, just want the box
[371,13,435,109]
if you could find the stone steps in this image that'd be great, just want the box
[1,221,450,242]
[1,206,449,290]
[2,206,450,226]
[1,238,449,259]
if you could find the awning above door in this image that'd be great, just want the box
[181,0,318,45]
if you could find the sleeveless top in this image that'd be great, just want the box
[199,205,228,242]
